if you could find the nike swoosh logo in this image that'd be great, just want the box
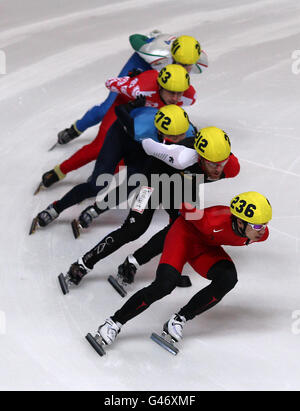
[213,229,223,233]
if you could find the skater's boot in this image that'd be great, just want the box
[57,124,81,145]
[42,165,66,188]
[78,203,102,228]
[108,256,138,297]
[117,255,137,285]
[37,203,59,227]
[163,313,187,342]
[98,318,122,345]
[58,257,91,295]
[67,257,91,286]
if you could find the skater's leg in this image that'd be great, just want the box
[111,264,181,325]
[75,93,118,133]
[132,223,172,266]
[178,259,238,320]
[132,205,180,266]
[54,123,127,214]
[82,208,156,269]
[59,104,117,175]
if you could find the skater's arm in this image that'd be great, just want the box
[141,139,198,169]
[115,96,146,138]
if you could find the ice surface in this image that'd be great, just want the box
[0,0,299,391]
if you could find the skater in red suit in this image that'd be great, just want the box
[86,191,272,353]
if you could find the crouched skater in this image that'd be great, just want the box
[85,191,272,356]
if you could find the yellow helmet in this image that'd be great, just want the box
[171,35,201,65]
[194,127,231,162]
[157,64,190,92]
[154,105,190,135]
[230,192,272,224]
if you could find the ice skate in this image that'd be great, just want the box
[58,258,90,295]
[33,181,44,195]
[71,219,82,239]
[86,318,122,357]
[71,204,101,239]
[151,314,186,355]
[48,142,58,151]
[57,124,81,145]
[34,167,64,195]
[29,203,59,234]
[108,256,137,297]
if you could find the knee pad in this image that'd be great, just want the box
[208,260,238,300]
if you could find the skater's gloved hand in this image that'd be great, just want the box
[57,124,81,145]
[115,95,146,137]
[127,68,143,78]
[128,94,146,109]
[117,258,137,284]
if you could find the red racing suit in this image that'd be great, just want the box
[160,205,269,278]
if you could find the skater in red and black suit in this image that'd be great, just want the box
[87,191,272,353]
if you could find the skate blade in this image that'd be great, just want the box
[108,275,127,297]
[33,182,44,196]
[71,219,81,239]
[29,217,39,235]
[58,273,69,295]
[150,332,179,356]
[86,333,106,357]
[48,142,58,152]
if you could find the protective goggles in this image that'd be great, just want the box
[203,158,229,168]
[248,223,268,231]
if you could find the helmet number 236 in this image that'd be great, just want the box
[231,197,256,218]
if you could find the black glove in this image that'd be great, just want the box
[128,94,146,109]
[115,95,146,138]
[117,257,137,284]
[127,68,143,78]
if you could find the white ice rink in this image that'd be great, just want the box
[0,0,300,391]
